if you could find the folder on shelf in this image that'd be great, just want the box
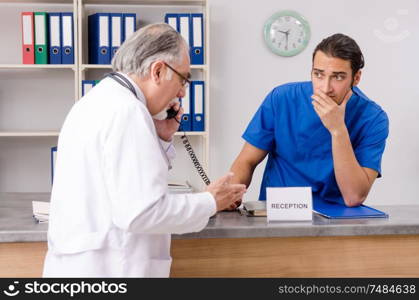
[51,146,57,184]
[48,12,62,64]
[122,13,136,42]
[110,13,123,61]
[313,199,389,219]
[89,13,110,64]
[61,12,74,64]
[82,80,96,97]
[190,13,204,65]
[165,13,179,31]
[191,81,205,131]
[21,12,35,64]
[179,84,192,131]
[178,14,190,48]
[34,12,48,64]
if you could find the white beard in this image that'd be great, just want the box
[152,109,168,120]
[152,99,178,120]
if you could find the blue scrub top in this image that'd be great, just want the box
[243,81,389,204]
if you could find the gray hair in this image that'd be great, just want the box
[112,23,188,78]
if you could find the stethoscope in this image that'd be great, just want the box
[106,72,179,119]
[105,72,173,169]
[105,72,138,97]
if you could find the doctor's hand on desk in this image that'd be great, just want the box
[153,101,183,142]
[206,172,247,212]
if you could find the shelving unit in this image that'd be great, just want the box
[0,0,77,192]
[77,0,210,190]
[0,0,210,192]
[0,64,75,69]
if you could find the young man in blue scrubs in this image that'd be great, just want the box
[230,33,389,208]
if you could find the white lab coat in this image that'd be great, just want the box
[43,74,216,277]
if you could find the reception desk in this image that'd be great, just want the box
[1,193,419,277]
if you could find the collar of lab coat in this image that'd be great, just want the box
[115,72,173,170]
[117,72,146,106]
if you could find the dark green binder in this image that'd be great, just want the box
[34,12,48,64]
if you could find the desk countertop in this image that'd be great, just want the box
[1,193,419,243]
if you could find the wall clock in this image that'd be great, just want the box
[263,10,311,57]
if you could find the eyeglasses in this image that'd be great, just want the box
[164,62,191,88]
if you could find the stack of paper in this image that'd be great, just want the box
[32,201,50,223]
[168,182,193,194]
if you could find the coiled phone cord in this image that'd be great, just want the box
[180,134,211,186]
[177,122,211,186]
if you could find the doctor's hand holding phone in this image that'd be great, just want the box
[152,100,183,142]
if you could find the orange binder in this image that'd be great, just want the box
[21,12,35,64]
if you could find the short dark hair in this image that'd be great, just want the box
[312,33,365,75]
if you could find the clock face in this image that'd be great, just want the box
[264,10,311,57]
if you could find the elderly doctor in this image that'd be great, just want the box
[43,23,246,277]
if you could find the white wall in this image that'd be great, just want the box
[209,0,419,205]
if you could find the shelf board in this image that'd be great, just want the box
[191,65,207,70]
[0,131,204,137]
[174,131,207,136]
[81,64,112,70]
[0,131,60,137]
[81,0,205,5]
[0,64,75,70]
[0,0,73,3]
[81,64,206,71]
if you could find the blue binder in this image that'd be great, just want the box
[178,14,191,49]
[51,146,57,184]
[81,80,96,97]
[88,13,110,64]
[179,85,191,131]
[191,81,205,131]
[122,13,136,42]
[61,12,74,64]
[110,13,123,60]
[48,12,62,64]
[164,13,179,31]
[313,199,388,219]
[190,13,204,65]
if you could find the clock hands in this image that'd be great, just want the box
[276,29,291,49]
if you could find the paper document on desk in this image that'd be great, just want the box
[32,201,50,223]
[168,181,193,194]
[241,201,267,217]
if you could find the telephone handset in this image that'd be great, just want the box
[105,72,211,185]
[166,107,179,119]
